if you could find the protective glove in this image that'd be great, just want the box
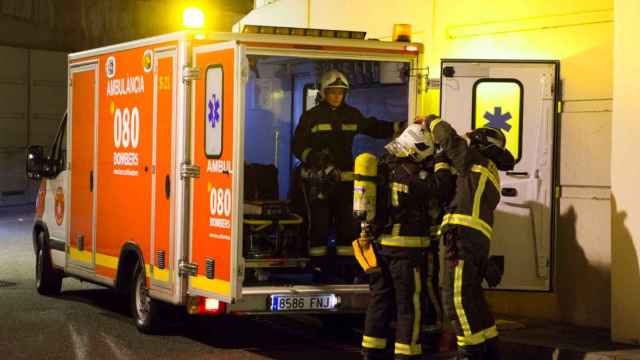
[306,148,334,170]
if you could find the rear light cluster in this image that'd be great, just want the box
[187,296,226,315]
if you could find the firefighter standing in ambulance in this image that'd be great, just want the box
[422,115,515,360]
[292,69,402,282]
[362,124,454,359]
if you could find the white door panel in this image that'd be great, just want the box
[440,60,558,291]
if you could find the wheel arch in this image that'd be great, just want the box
[115,242,145,294]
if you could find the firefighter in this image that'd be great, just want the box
[421,153,457,352]
[362,124,454,360]
[292,69,402,283]
[422,115,515,360]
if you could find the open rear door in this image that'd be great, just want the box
[440,60,559,291]
[189,41,244,302]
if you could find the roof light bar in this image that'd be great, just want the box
[242,25,366,40]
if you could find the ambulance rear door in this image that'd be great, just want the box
[188,41,244,302]
[439,60,559,291]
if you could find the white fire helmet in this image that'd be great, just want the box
[319,69,350,99]
[385,123,435,162]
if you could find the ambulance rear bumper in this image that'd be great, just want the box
[227,284,370,315]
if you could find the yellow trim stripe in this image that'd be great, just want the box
[411,268,422,348]
[471,164,500,191]
[484,325,499,339]
[69,248,92,263]
[191,275,230,296]
[395,342,422,356]
[429,118,443,133]
[69,249,172,282]
[96,252,119,269]
[379,235,430,248]
[454,260,472,337]
[301,148,312,162]
[473,172,488,218]
[311,123,332,132]
[435,162,451,172]
[310,246,328,256]
[336,246,354,256]
[457,325,499,346]
[340,171,354,182]
[442,213,493,240]
[153,266,170,282]
[342,124,357,131]
[362,335,387,349]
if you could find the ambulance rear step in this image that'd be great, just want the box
[227,284,370,314]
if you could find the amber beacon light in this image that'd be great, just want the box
[183,7,205,29]
[393,24,412,42]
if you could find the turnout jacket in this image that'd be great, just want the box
[374,151,455,250]
[292,101,400,173]
[429,119,501,240]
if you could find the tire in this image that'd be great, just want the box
[130,261,162,334]
[35,232,62,296]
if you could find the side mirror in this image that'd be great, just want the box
[26,145,45,179]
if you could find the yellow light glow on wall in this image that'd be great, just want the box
[473,80,523,162]
[183,7,205,29]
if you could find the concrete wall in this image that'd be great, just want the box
[0,0,253,51]
[238,0,614,328]
[0,0,253,206]
[0,46,66,206]
[611,0,640,344]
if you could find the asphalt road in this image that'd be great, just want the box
[0,206,365,360]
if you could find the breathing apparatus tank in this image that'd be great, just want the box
[353,152,378,224]
[352,152,379,273]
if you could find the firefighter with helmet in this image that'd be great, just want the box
[422,114,515,360]
[292,69,403,283]
[361,124,454,359]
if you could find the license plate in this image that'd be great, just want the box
[270,294,339,312]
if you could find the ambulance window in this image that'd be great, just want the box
[471,79,523,163]
[205,65,223,158]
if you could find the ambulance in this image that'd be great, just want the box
[25,26,426,332]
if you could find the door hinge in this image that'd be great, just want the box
[179,260,198,277]
[182,66,201,83]
[180,163,200,179]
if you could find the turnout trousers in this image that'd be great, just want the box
[308,181,359,274]
[441,227,500,359]
[362,247,425,359]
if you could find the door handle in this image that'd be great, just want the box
[506,171,529,177]
[165,175,171,199]
[89,171,93,192]
[501,187,517,197]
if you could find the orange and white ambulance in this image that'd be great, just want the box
[26,27,424,332]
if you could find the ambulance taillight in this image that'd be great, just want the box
[187,296,226,315]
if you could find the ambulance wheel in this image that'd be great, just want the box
[131,261,162,334]
[35,232,62,296]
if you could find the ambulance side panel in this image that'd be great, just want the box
[67,63,98,271]
[94,47,155,280]
[150,48,178,292]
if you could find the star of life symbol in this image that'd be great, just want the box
[483,106,512,132]
[208,93,221,128]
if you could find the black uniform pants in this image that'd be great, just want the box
[308,181,358,262]
[422,242,442,335]
[362,248,425,359]
[441,227,498,355]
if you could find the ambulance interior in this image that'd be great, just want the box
[242,54,410,285]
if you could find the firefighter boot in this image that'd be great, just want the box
[484,337,501,360]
